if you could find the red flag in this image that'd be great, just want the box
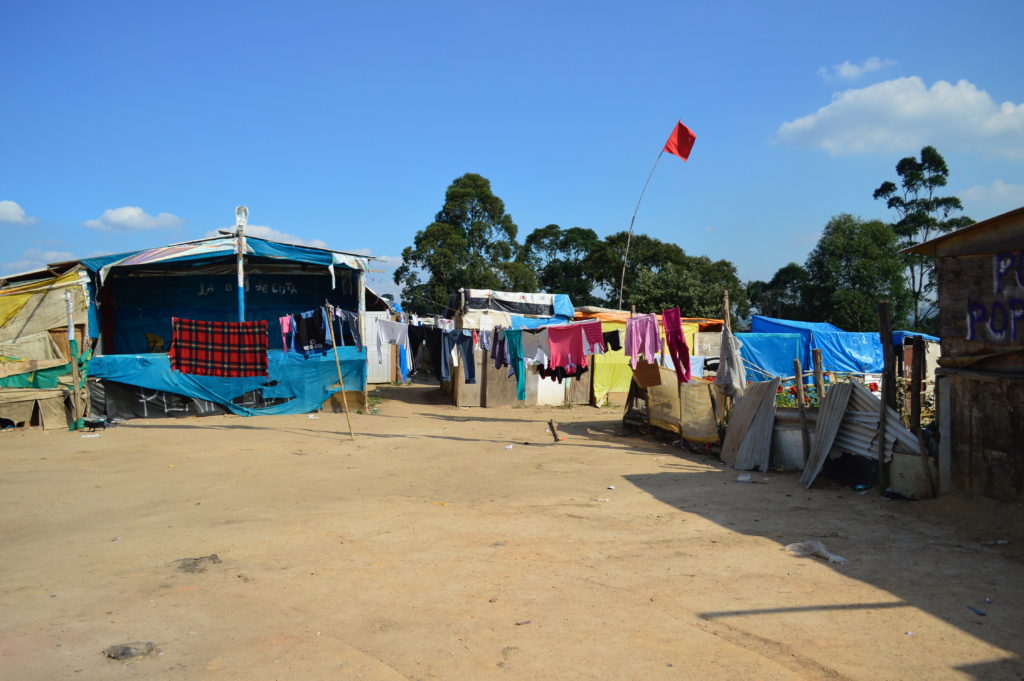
[663,121,696,161]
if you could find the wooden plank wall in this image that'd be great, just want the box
[949,372,1024,502]
[937,253,1024,368]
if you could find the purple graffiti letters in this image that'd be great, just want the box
[967,301,988,341]
[1012,298,1024,343]
[994,250,1024,294]
[969,297,1024,342]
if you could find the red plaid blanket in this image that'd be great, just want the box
[169,318,268,377]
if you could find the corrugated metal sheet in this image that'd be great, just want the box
[800,382,853,487]
[720,378,779,471]
[829,382,919,460]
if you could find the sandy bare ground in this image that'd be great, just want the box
[1,382,1022,680]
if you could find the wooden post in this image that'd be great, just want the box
[324,304,356,441]
[909,336,924,431]
[910,334,935,496]
[480,336,488,408]
[877,301,894,493]
[357,269,368,411]
[722,290,731,331]
[793,358,810,465]
[63,291,81,428]
[812,348,826,404]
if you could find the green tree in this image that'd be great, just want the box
[872,146,973,328]
[747,263,809,319]
[624,255,748,320]
[394,173,537,314]
[587,231,689,305]
[803,214,911,330]
[522,224,603,305]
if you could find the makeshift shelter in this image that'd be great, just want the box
[448,289,576,407]
[905,205,1024,501]
[0,264,91,429]
[76,234,389,418]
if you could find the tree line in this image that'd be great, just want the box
[395,147,971,332]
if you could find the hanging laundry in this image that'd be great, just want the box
[603,329,622,351]
[574,320,605,354]
[441,329,475,384]
[715,326,746,399]
[279,314,297,352]
[491,329,509,370]
[169,318,268,377]
[377,319,409,363]
[338,310,362,350]
[547,325,587,370]
[502,329,527,400]
[624,314,661,369]
[293,309,327,357]
[521,328,550,366]
[539,363,589,384]
[479,329,493,352]
[661,307,692,383]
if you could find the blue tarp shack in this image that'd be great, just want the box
[81,234,389,417]
[748,315,890,377]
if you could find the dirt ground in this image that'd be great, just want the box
[1,383,1022,681]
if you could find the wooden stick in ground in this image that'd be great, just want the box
[722,290,731,331]
[812,348,826,403]
[324,304,355,441]
[547,419,561,443]
[793,358,810,465]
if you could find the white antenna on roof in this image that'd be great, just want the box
[235,205,248,236]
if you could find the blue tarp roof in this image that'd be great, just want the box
[892,330,940,345]
[81,236,367,274]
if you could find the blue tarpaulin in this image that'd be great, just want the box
[735,333,803,382]
[892,330,940,346]
[749,315,888,376]
[90,349,366,416]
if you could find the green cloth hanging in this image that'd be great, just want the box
[503,329,527,401]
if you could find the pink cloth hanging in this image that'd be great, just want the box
[548,325,588,370]
[661,307,691,383]
[624,313,662,369]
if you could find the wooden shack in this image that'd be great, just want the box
[905,205,1024,501]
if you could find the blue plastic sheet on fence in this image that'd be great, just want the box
[89,348,366,416]
[735,333,803,382]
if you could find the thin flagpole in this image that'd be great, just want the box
[617,150,665,310]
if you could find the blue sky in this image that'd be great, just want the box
[2,1,1022,299]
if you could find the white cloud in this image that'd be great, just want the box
[0,200,38,225]
[960,179,1024,215]
[83,206,184,231]
[817,57,895,81]
[776,77,1024,157]
[204,224,329,249]
[1,248,75,275]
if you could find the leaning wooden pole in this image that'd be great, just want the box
[794,358,810,465]
[324,304,356,441]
